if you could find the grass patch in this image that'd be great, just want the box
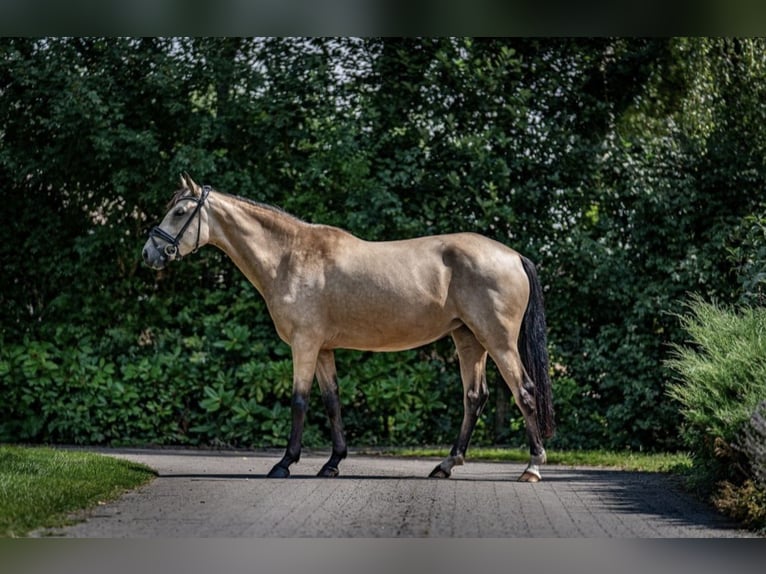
[375,446,692,473]
[0,445,155,537]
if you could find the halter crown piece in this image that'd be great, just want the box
[148,185,211,261]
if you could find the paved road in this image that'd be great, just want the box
[46,448,755,537]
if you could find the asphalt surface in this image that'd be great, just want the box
[42,448,756,538]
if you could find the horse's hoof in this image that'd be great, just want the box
[317,465,339,478]
[518,470,541,483]
[429,466,451,479]
[267,465,290,479]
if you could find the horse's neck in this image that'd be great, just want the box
[207,193,297,296]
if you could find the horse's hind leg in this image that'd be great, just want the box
[315,350,348,478]
[490,346,546,482]
[430,326,489,478]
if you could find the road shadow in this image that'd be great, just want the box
[537,466,748,534]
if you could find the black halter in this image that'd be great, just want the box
[148,185,211,261]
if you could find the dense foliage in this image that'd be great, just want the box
[667,300,766,530]
[2,38,765,452]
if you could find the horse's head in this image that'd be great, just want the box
[142,173,211,270]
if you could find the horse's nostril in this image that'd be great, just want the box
[142,247,148,262]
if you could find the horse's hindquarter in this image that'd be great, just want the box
[317,233,527,352]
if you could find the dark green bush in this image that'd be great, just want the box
[730,215,766,307]
[0,330,468,449]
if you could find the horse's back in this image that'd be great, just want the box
[333,231,522,294]
[330,231,527,306]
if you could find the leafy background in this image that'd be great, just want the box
[2,38,765,453]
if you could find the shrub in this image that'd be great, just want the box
[713,479,766,531]
[667,298,766,529]
[742,401,766,487]
[712,401,766,531]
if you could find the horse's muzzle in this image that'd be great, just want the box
[142,241,168,270]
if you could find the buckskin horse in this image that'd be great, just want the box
[142,174,554,482]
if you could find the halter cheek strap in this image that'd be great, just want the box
[148,185,211,261]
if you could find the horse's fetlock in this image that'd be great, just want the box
[531,450,547,466]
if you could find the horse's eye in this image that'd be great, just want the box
[174,207,186,216]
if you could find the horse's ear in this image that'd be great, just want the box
[181,173,201,196]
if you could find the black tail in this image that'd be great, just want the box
[518,256,555,439]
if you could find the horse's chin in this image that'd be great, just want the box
[146,260,167,271]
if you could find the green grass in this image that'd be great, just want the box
[375,446,692,473]
[0,445,155,537]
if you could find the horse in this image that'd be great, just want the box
[142,174,554,482]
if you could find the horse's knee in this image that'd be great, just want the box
[321,388,339,412]
[292,392,309,414]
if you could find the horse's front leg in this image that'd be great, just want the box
[267,340,319,479]
[315,350,348,477]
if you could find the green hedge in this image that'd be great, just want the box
[0,280,471,448]
[4,39,766,453]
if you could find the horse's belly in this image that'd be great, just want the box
[327,311,462,352]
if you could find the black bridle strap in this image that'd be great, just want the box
[148,185,210,259]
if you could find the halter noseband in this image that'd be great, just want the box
[148,185,211,261]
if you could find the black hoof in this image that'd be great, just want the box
[429,465,451,479]
[317,465,340,478]
[267,464,290,478]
